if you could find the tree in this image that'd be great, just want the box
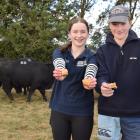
[0,0,100,61]
[0,0,75,61]
[79,0,96,18]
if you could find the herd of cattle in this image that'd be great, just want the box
[0,58,54,102]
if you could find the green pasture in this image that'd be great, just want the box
[0,88,98,140]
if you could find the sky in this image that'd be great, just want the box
[84,0,140,37]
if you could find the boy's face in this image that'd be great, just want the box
[109,20,131,41]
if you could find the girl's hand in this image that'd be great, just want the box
[53,68,68,81]
[82,77,97,90]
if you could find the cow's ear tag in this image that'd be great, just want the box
[20,61,27,65]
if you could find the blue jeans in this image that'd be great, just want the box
[98,114,140,140]
[121,117,140,140]
[97,114,122,140]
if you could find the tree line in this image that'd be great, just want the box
[0,0,139,62]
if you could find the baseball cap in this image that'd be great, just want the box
[109,5,130,23]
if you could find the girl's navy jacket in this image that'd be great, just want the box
[96,30,140,117]
[50,47,97,116]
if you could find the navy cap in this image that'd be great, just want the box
[109,5,130,23]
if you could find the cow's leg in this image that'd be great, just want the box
[3,83,13,101]
[39,89,47,102]
[15,86,22,94]
[24,86,30,95]
[23,86,27,95]
[5,89,13,100]
[27,88,34,102]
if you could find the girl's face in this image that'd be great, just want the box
[109,20,131,41]
[68,22,89,48]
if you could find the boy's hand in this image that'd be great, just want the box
[101,82,117,97]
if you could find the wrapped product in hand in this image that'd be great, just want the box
[61,68,68,76]
[109,82,117,89]
[82,79,92,87]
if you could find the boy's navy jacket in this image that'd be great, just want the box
[50,47,97,116]
[96,30,140,117]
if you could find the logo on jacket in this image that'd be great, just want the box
[129,57,138,60]
[77,60,87,67]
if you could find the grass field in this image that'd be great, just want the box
[0,88,98,140]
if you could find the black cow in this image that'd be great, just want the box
[0,58,32,95]
[13,58,34,95]
[0,59,54,102]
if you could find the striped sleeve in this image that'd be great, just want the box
[84,49,98,78]
[84,64,98,78]
[53,48,66,69]
[53,58,65,69]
